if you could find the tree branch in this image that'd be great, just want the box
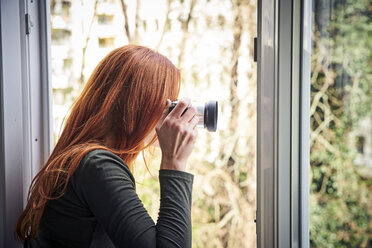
[225,0,243,173]
[134,0,141,43]
[155,0,172,50]
[80,0,98,85]
[177,0,196,68]
[119,0,131,42]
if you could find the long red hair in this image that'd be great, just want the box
[15,45,180,242]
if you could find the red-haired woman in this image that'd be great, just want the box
[16,45,198,248]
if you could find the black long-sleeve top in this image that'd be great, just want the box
[25,149,194,248]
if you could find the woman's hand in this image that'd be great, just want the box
[156,98,199,171]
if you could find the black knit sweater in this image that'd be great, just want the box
[25,149,193,248]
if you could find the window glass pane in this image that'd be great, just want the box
[50,0,257,247]
[310,0,372,247]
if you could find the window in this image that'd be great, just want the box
[257,0,372,246]
[51,0,72,16]
[51,28,71,44]
[310,1,372,246]
[356,136,365,154]
[98,37,115,48]
[98,14,114,25]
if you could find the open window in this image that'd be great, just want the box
[1,0,258,247]
[257,0,372,247]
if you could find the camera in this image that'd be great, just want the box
[169,100,218,132]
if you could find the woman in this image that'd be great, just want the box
[15,45,198,248]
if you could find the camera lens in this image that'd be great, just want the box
[168,100,218,132]
[204,101,218,132]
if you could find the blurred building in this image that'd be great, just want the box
[50,0,126,141]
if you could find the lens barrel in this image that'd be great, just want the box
[168,100,218,132]
[204,101,218,132]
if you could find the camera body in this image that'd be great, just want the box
[169,100,218,132]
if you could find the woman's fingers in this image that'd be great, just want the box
[168,98,191,119]
[181,105,197,123]
[184,129,198,151]
[156,97,199,171]
[188,115,199,129]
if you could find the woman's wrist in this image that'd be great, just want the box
[160,157,187,171]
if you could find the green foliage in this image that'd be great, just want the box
[310,0,372,247]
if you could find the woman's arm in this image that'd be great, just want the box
[74,151,193,248]
[157,169,193,248]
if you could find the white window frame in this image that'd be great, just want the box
[0,0,52,247]
[256,0,311,247]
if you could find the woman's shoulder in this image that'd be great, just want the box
[75,149,135,184]
[82,149,125,165]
